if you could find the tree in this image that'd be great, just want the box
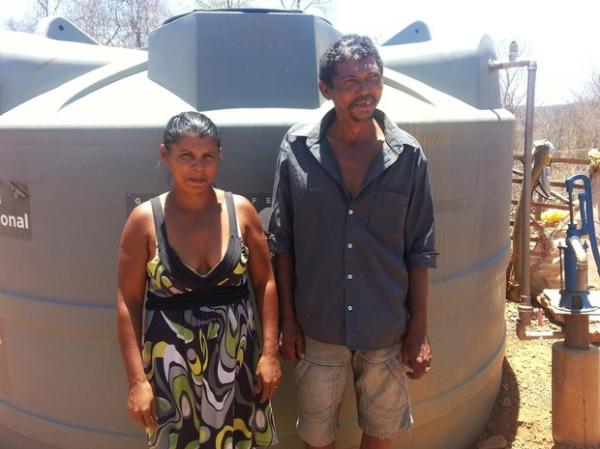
[496,39,528,115]
[5,0,170,48]
[33,0,64,16]
[5,0,63,32]
[68,0,169,47]
[578,71,600,106]
[195,0,254,8]
[521,70,600,155]
[5,17,36,32]
[279,0,331,11]
[571,70,600,148]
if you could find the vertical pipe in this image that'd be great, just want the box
[488,54,537,305]
[564,315,590,349]
[565,238,590,350]
[520,62,537,304]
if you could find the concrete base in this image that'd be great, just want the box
[552,342,600,446]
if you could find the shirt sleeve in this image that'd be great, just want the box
[268,137,294,254]
[404,148,438,269]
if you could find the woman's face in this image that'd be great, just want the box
[160,133,220,194]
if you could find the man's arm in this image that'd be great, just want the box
[274,253,304,363]
[402,148,437,379]
[269,138,305,363]
[402,267,431,379]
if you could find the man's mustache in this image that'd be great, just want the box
[350,95,377,107]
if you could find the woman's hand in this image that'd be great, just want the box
[255,353,282,403]
[127,379,158,430]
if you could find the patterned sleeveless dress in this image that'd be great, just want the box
[142,192,277,449]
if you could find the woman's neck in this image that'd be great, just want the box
[167,187,219,212]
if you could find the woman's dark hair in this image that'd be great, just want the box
[319,34,383,88]
[162,111,221,150]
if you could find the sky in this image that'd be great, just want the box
[1,0,598,105]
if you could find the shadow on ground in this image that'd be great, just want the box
[473,357,520,448]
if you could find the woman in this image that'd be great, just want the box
[116,111,280,449]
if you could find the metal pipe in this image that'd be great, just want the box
[516,304,533,340]
[490,47,537,305]
[564,236,591,349]
[550,190,569,205]
[516,303,566,340]
[520,61,537,304]
[571,237,588,290]
[523,329,565,340]
[564,315,589,349]
[571,237,588,263]
[488,60,530,70]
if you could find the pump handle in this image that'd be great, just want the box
[565,174,600,276]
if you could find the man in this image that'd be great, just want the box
[268,34,437,449]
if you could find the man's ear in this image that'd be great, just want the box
[319,80,332,100]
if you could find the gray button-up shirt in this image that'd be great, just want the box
[269,108,437,350]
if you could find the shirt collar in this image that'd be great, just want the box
[288,108,419,195]
[289,108,417,158]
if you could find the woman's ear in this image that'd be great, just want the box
[159,144,169,164]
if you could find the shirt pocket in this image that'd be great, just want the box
[298,186,343,226]
[368,189,410,244]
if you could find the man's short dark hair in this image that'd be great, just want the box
[319,34,384,87]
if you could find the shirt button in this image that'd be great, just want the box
[347,305,353,311]
[347,274,353,280]
[348,209,354,215]
[347,243,353,249]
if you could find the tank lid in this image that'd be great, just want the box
[162,8,314,26]
[148,10,340,111]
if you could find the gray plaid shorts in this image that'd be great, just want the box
[295,337,413,446]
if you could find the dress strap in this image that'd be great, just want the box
[150,195,172,272]
[150,196,165,245]
[224,191,240,238]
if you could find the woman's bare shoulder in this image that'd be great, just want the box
[121,194,165,244]
[231,193,253,208]
[231,193,258,220]
[128,199,154,229]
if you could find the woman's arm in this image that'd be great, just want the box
[116,203,157,429]
[235,195,281,402]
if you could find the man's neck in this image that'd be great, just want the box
[327,114,380,145]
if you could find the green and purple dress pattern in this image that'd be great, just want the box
[142,192,277,449]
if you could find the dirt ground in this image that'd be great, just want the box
[472,301,597,449]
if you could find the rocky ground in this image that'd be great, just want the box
[472,302,598,449]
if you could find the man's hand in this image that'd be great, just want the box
[280,317,305,364]
[401,331,431,380]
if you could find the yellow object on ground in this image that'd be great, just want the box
[541,209,569,224]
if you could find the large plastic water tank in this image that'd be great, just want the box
[0,9,513,449]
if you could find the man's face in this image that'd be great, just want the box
[320,56,383,123]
